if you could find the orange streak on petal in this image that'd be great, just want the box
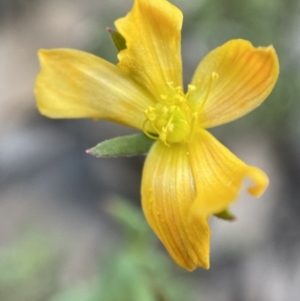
[142,141,211,270]
[115,0,183,98]
[35,49,153,129]
[189,40,279,128]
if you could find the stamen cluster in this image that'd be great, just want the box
[143,83,194,145]
[143,73,219,146]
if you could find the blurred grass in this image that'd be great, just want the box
[0,198,189,301]
[0,234,59,301]
[52,198,189,301]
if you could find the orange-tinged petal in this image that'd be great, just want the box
[142,141,211,271]
[35,49,154,129]
[189,39,279,128]
[189,129,269,217]
[115,0,183,99]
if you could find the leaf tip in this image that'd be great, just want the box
[86,148,94,156]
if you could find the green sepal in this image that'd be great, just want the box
[86,133,154,158]
[106,27,126,52]
[214,208,236,221]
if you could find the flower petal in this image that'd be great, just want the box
[115,0,183,99]
[189,39,279,128]
[141,141,211,271]
[35,49,154,129]
[189,129,269,217]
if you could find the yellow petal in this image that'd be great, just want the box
[189,39,279,128]
[141,141,211,271]
[115,0,183,99]
[189,129,269,217]
[35,49,154,129]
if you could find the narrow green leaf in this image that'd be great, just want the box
[86,133,154,158]
[214,208,236,221]
[106,27,126,52]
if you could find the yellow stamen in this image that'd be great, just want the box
[142,119,159,141]
[186,84,196,98]
[198,72,219,110]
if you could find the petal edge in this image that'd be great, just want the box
[141,141,211,271]
[189,129,269,216]
[115,0,183,99]
[35,49,153,129]
[189,39,279,128]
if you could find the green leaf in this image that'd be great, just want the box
[86,133,154,158]
[106,27,126,52]
[214,208,236,221]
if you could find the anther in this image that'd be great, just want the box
[162,106,169,114]
[186,84,197,98]
[188,84,196,92]
[168,123,175,132]
[212,72,219,81]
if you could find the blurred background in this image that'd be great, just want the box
[0,0,300,300]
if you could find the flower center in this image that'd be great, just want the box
[142,84,193,145]
[142,73,218,146]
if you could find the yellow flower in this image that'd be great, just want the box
[35,0,279,271]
